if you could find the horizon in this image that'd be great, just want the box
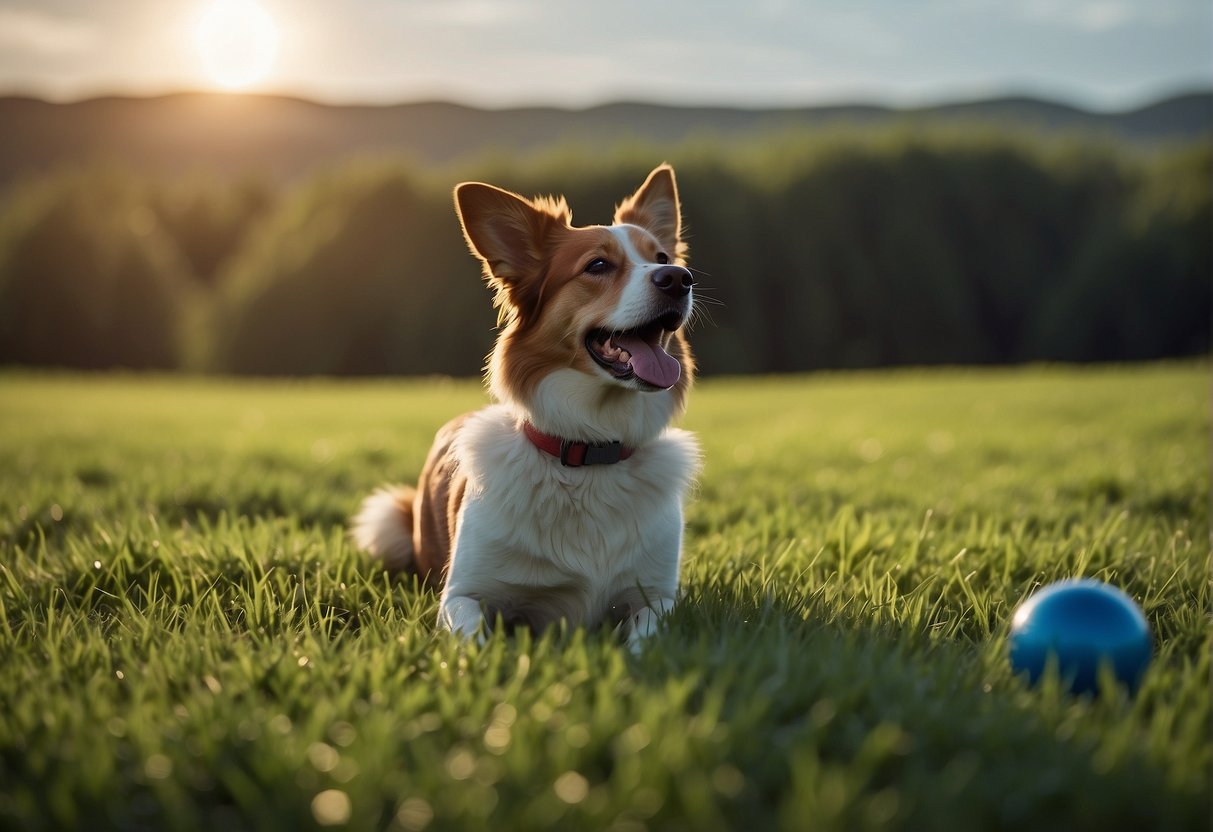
[1,1,1210,112]
[1,83,1209,114]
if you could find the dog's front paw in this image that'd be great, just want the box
[625,598,675,654]
[438,595,487,642]
[626,628,650,655]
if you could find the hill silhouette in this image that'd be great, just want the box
[0,90,1208,185]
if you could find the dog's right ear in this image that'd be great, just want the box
[454,183,571,315]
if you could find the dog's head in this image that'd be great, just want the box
[455,165,695,443]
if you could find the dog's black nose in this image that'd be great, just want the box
[650,265,694,299]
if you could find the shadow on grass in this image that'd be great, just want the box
[615,581,1202,831]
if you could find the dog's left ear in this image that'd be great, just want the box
[614,164,686,262]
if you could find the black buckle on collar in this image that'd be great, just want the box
[560,439,624,467]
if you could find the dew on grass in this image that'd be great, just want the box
[858,438,884,462]
[329,720,356,747]
[311,789,351,826]
[712,764,746,797]
[395,797,433,831]
[445,748,476,780]
[631,787,664,817]
[553,771,589,804]
[927,430,956,454]
[332,757,360,784]
[809,699,836,727]
[144,754,173,780]
[484,722,512,753]
[617,723,651,753]
[565,724,591,748]
[308,742,339,773]
[312,439,334,463]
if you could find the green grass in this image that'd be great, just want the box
[0,364,1208,831]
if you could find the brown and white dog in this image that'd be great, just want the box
[351,164,699,650]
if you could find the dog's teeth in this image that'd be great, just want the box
[599,340,622,359]
[589,332,634,369]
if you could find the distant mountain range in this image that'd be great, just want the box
[0,90,1208,185]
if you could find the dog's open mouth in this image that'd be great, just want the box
[585,311,684,389]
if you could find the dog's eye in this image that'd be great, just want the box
[656,252,670,265]
[583,258,612,275]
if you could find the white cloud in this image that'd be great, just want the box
[1015,0,1142,31]
[0,8,100,55]
[385,0,538,26]
[1068,2,1134,31]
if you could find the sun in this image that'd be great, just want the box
[194,0,280,90]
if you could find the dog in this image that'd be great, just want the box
[351,164,699,650]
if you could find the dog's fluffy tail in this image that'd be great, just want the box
[350,485,417,572]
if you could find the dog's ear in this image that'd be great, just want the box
[614,164,686,262]
[454,183,570,314]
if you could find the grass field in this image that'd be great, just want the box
[0,364,1208,831]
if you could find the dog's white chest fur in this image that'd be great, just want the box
[441,404,699,631]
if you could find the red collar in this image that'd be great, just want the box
[523,421,635,467]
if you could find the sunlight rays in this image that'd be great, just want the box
[194,0,280,90]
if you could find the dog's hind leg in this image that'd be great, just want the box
[350,485,417,573]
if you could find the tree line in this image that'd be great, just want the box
[0,130,1207,375]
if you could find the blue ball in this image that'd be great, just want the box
[1009,579,1151,695]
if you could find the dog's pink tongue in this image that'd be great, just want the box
[614,333,681,389]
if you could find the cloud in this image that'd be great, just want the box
[0,8,100,55]
[1071,2,1133,31]
[1014,0,1167,31]
[381,0,538,26]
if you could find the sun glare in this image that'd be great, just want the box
[194,0,280,90]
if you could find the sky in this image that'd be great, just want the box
[0,0,1209,109]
